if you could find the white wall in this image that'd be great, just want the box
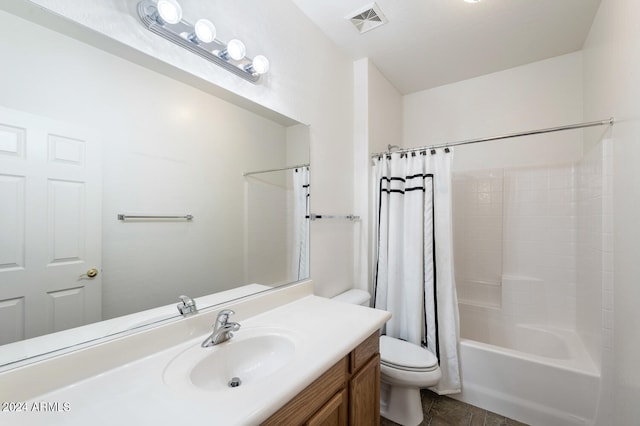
[368,63,404,155]
[353,59,403,295]
[4,0,356,298]
[286,124,311,167]
[245,172,288,286]
[583,0,640,423]
[404,52,584,171]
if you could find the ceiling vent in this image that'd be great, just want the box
[347,3,388,34]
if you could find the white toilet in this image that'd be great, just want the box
[332,289,441,426]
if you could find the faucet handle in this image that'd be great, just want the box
[177,295,197,316]
[216,309,235,326]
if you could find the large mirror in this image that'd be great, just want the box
[0,4,309,369]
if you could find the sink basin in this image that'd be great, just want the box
[163,327,297,393]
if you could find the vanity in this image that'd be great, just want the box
[264,330,380,425]
[0,280,390,425]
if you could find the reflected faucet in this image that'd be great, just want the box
[177,295,198,317]
[201,309,241,347]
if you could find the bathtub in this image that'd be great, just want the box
[452,303,600,426]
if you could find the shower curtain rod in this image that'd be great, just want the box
[371,117,614,157]
[243,163,309,177]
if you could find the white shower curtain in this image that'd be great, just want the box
[291,166,310,280]
[372,150,460,395]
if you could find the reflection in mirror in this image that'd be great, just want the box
[0,6,309,369]
[244,165,310,284]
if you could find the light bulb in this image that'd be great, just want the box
[225,39,246,61]
[194,19,216,43]
[249,55,270,75]
[157,0,182,24]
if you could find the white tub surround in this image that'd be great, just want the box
[448,137,613,425]
[454,303,599,426]
[0,281,391,425]
[456,338,599,426]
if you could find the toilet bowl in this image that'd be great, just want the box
[379,335,441,426]
[332,289,441,426]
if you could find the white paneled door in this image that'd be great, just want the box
[0,106,101,345]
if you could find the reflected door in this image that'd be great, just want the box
[0,106,101,344]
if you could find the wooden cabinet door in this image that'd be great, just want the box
[349,353,380,425]
[306,389,348,426]
[262,357,347,425]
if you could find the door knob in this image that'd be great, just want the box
[80,268,99,279]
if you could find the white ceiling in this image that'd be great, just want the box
[292,0,602,94]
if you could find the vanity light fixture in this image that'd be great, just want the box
[137,0,269,83]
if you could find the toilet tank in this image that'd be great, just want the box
[332,289,371,306]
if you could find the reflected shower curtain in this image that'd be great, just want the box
[372,150,460,394]
[292,166,310,280]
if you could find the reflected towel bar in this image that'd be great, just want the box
[117,214,194,221]
[308,214,360,221]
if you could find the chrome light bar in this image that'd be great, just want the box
[137,0,268,83]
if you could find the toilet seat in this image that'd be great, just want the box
[380,335,439,372]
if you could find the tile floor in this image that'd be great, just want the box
[380,390,529,426]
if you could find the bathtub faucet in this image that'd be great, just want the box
[201,310,241,347]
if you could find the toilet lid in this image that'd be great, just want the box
[380,335,438,370]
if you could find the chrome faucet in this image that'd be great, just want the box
[177,295,198,317]
[201,309,241,347]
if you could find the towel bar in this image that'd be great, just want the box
[117,214,194,221]
[308,214,360,221]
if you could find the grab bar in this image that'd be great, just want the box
[117,214,194,221]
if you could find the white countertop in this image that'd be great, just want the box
[0,292,390,425]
